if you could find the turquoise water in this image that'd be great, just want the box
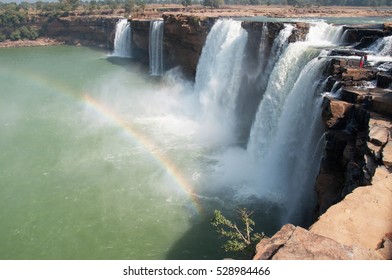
[0,46,225,259]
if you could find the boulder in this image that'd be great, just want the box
[322,98,354,129]
[369,124,389,146]
[310,175,392,255]
[254,224,383,260]
[369,88,392,116]
[253,224,295,260]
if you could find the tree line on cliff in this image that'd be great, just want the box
[1,0,391,42]
[1,0,391,15]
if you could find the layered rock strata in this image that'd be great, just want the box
[130,16,310,78]
[43,16,118,48]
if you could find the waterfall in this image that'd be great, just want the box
[149,20,164,76]
[369,35,392,56]
[246,22,344,224]
[112,19,132,58]
[248,22,343,157]
[257,24,294,106]
[194,19,248,143]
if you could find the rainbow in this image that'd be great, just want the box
[83,94,203,214]
[0,66,203,214]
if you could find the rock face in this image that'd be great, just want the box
[43,16,118,48]
[163,14,215,77]
[131,19,150,65]
[131,15,214,77]
[342,24,392,48]
[130,16,310,79]
[310,175,392,258]
[253,224,384,260]
[316,47,392,215]
[316,97,370,214]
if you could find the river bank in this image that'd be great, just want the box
[0,37,64,48]
[1,5,392,49]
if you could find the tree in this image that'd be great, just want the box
[10,29,21,41]
[182,0,192,7]
[286,0,298,5]
[203,0,223,8]
[18,2,30,11]
[124,0,135,14]
[0,32,6,42]
[211,208,265,258]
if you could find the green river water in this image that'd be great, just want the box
[0,46,227,259]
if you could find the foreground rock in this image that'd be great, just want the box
[310,174,392,260]
[253,224,385,260]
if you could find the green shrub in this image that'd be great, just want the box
[0,32,7,42]
[9,29,21,41]
[29,27,39,40]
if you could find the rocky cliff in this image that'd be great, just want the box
[131,15,214,77]
[0,15,120,49]
[6,12,390,260]
[43,16,119,48]
[255,24,392,260]
[162,14,215,77]
[130,16,310,78]
[316,46,392,215]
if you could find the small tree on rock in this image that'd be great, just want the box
[211,208,265,258]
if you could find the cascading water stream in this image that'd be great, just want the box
[149,20,164,76]
[244,22,344,225]
[369,35,392,56]
[194,19,248,143]
[259,24,294,89]
[112,19,132,58]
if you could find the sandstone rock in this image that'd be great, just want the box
[254,224,383,260]
[369,124,389,146]
[322,98,354,129]
[368,88,392,116]
[377,235,392,260]
[310,175,392,254]
[369,113,392,130]
[317,97,370,214]
[341,87,372,105]
[162,14,214,77]
[382,141,392,168]
[342,68,377,81]
[372,166,390,183]
[253,224,295,260]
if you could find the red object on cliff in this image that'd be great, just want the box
[359,56,364,68]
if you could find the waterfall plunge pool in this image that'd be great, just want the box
[0,45,283,260]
